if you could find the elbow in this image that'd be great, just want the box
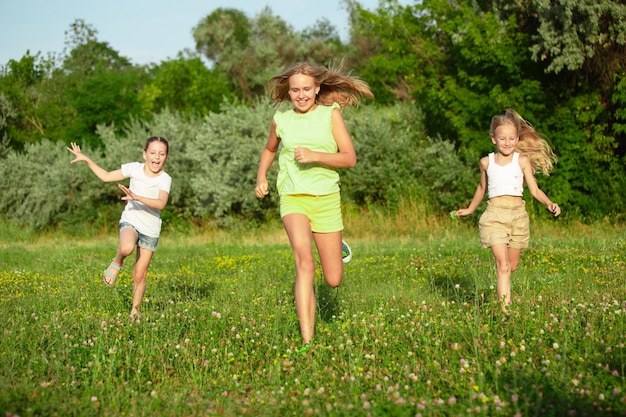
[155,200,168,211]
[346,155,357,168]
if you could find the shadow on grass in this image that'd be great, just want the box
[317,282,341,322]
[431,272,488,305]
[163,281,217,303]
[490,365,625,416]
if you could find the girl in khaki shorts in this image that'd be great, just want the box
[454,109,561,314]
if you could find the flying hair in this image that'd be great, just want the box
[268,61,373,108]
[490,109,557,176]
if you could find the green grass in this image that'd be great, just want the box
[0,217,624,416]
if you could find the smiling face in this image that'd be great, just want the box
[288,73,320,114]
[143,140,168,176]
[491,124,519,157]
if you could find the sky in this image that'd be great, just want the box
[0,0,395,66]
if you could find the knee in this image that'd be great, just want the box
[325,271,343,288]
[326,279,342,289]
[496,260,511,274]
[295,256,315,276]
[133,271,147,284]
[118,243,135,257]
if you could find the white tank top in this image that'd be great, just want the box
[487,152,524,198]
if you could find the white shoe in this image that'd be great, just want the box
[341,240,352,263]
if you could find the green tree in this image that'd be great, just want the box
[521,0,626,91]
[140,55,235,116]
[48,19,147,148]
[0,52,52,150]
[347,0,626,218]
[193,7,350,101]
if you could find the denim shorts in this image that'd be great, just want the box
[280,192,343,233]
[119,222,159,252]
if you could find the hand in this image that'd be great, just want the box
[118,184,136,201]
[294,146,314,164]
[455,208,472,217]
[255,179,269,198]
[547,202,561,217]
[67,142,89,164]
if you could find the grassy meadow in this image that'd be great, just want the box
[0,209,625,416]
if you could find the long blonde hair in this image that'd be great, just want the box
[490,109,557,175]
[268,61,373,108]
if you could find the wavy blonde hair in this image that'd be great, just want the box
[490,109,557,175]
[268,61,373,108]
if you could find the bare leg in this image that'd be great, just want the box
[104,228,138,285]
[313,231,344,288]
[490,243,511,313]
[508,247,522,273]
[130,247,154,317]
[282,214,316,345]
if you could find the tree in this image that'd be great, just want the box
[517,0,626,93]
[0,52,51,150]
[193,7,350,101]
[140,55,235,116]
[346,0,626,218]
[46,20,147,148]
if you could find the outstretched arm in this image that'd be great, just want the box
[520,156,561,217]
[67,142,125,183]
[456,156,488,217]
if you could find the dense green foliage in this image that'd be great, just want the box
[0,104,479,229]
[1,0,625,225]
[0,221,624,416]
[347,0,626,219]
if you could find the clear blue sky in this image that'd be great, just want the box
[0,0,400,66]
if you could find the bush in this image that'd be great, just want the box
[0,101,569,229]
[341,103,476,213]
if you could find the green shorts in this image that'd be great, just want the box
[280,192,343,233]
[478,200,530,249]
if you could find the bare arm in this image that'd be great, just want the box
[255,121,280,198]
[118,184,169,211]
[520,155,561,217]
[67,142,125,182]
[456,156,489,217]
[293,109,357,168]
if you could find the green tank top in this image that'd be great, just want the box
[274,103,341,196]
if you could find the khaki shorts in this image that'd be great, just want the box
[280,192,343,233]
[478,200,530,249]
